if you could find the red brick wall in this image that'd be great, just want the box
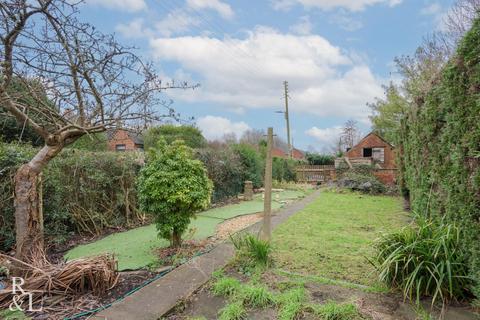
[107,129,136,151]
[374,169,397,185]
[345,133,396,169]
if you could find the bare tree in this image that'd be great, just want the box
[239,129,265,146]
[0,0,190,261]
[340,120,360,151]
[445,0,480,44]
[394,0,480,104]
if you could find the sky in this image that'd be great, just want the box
[78,0,455,152]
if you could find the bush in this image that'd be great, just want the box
[305,152,335,165]
[67,132,108,151]
[143,124,207,150]
[196,142,244,203]
[44,149,142,239]
[373,220,471,306]
[0,142,141,251]
[272,157,297,182]
[338,170,386,194]
[137,139,213,247]
[233,144,264,188]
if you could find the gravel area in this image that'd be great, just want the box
[214,213,263,240]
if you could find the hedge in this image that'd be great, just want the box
[0,143,142,251]
[0,140,300,251]
[399,18,480,301]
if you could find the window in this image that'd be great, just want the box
[373,147,385,163]
[363,148,372,157]
[115,144,126,151]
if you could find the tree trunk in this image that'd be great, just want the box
[171,228,182,248]
[14,144,62,261]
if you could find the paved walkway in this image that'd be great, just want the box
[96,190,321,320]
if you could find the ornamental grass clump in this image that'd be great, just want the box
[230,233,272,267]
[373,219,471,306]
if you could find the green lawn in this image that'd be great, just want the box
[272,190,408,286]
[65,189,309,271]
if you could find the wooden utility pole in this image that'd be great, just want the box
[284,81,292,158]
[262,127,273,241]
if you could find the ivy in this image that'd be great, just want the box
[399,18,480,301]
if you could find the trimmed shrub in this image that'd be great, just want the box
[137,139,212,247]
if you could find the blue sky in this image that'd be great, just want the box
[79,0,454,152]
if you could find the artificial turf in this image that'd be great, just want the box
[65,189,309,270]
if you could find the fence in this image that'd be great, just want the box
[295,165,336,183]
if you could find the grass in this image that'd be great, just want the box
[212,277,242,297]
[272,190,408,285]
[66,190,307,270]
[239,285,274,308]
[276,287,307,320]
[210,273,363,320]
[278,301,303,320]
[311,301,362,320]
[0,310,31,320]
[218,301,247,320]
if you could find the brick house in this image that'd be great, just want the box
[107,129,144,152]
[272,147,305,160]
[336,132,397,185]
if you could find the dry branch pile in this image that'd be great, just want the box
[0,253,118,315]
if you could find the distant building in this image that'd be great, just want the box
[272,147,305,161]
[335,132,397,184]
[107,129,144,152]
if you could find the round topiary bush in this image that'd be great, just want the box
[137,139,213,247]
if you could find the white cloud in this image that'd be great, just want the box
[155,9,202,37]
[421,3,442,15]
[329,10,363,31]
[290,16,313,35]
[86,0,146,12]
[271,0,402,12]
[197,116,250,140]
[116,9,202,39]
[305,126,343,147]
[149,27,383,121]
[186,0,235,19]
[116,19,153,38]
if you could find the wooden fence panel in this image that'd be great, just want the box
[295,165,336,183]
